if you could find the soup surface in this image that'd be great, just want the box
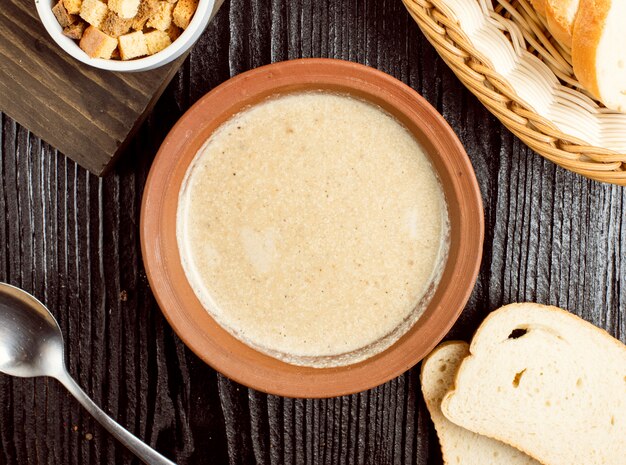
[177,92,449,367]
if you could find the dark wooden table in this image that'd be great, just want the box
[1,1,624,464]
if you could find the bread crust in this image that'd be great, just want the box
[530,0,546,17]
[101,10,133,38]
[79,25,117,58]
[464,302,626,371]
[421,341,469,465]
[572,0,611,100]
[545,0,578,48]
[62,21,87,39]
[172,0,198,29]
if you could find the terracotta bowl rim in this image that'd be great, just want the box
[140,58,484,398]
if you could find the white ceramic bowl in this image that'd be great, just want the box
[35,0,216,72]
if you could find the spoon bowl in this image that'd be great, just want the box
[0,282,175,465]
[0,284,64,378]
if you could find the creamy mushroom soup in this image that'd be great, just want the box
[177,92,449,367]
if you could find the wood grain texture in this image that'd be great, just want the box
[0,0,625,464]
[0,0,186,175]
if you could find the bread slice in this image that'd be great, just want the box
[544,0,580,47]
[442,303,626,465]
[421,342,540,465]
[530,0,547,17]
[572,0,626,112]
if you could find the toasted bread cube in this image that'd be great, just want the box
[118,31,148,60]
[107,0,140,19]
[79,0,108,28]
[131,0,158,30]
[166,23,182,41]
[146,1,174,31]
[63,0,82,15]
[144,30,171,55]
[172,0,197,29]
[52,1,76,28]
[101,10,132,37]
[62,21,87,39]
[79,25,118,58]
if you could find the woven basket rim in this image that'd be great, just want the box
[402,0,626,185]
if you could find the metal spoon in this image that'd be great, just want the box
[0,282,175,465]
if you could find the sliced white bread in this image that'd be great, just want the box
[442,303,626,465]
[544,0,580,47]
[421,342,540,465]
[572,0,626,112]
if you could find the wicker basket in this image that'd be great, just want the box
[402,0,626,185]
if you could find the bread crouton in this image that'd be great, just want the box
[107,0,140,19]
[144,30,171,55]
[63,0,82,15]
[59,0,175,60]
[52,1,76,28]
[79,0,108,28]
[131,0,158,30]
[166,23,182,41]
[79,25,118,58]
[101,10,132,37]
[62,21,87,39]
[118,31,148,60]
[172,0,197,29]
[146,1,174,31]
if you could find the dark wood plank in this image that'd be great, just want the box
[0,0,190,175]
[0,0,625,464]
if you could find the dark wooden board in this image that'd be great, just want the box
[0,0,625,464]
[0,0,188,175]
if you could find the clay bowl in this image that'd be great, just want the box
[141,58,484,398]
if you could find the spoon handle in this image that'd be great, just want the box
[55,369,176,465]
